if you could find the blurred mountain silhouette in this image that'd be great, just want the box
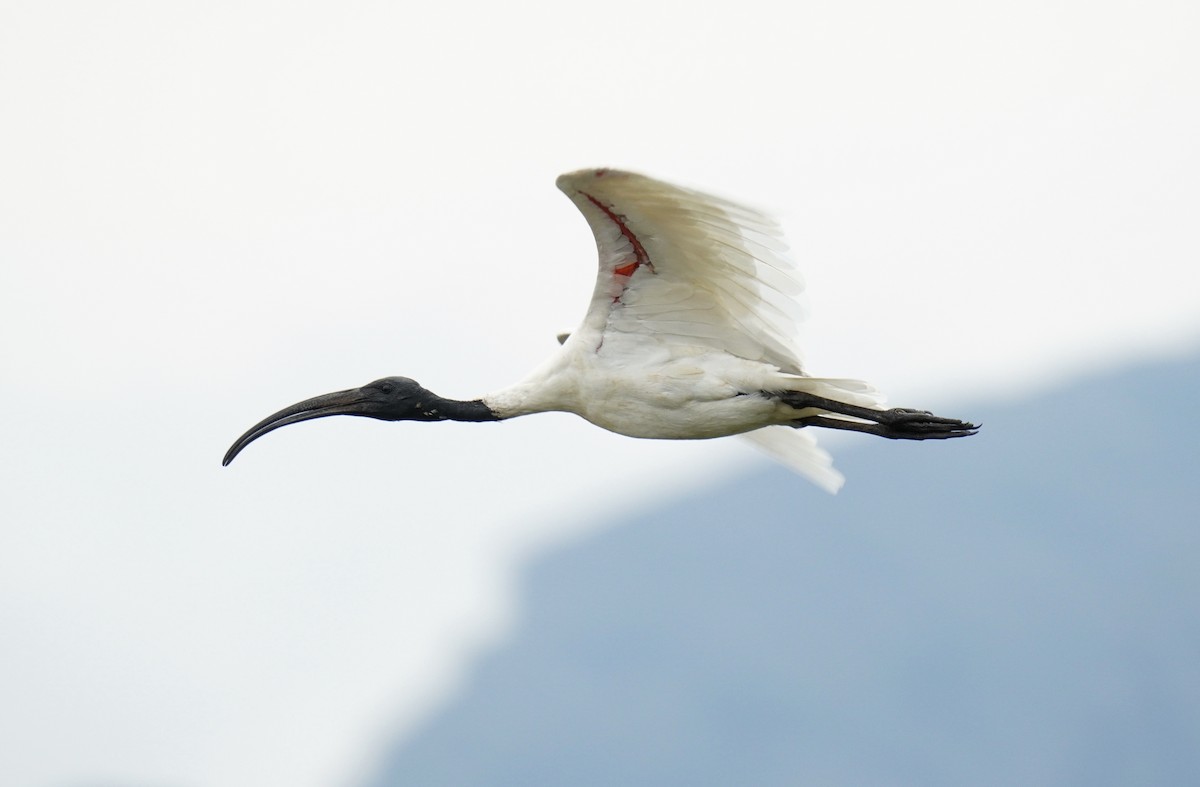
[364,353,1200,787]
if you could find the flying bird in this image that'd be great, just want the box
[223,169,977,491]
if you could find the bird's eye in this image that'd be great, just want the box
[379,383,395,395]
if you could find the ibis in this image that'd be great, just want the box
[223,169,977,491]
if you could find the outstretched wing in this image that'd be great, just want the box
[739,425,844,493]
[556,168,807,372]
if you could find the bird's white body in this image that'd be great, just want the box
[490,351,783,440]
[482,168,882,491]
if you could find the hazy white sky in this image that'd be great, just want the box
[2,2,1198,786]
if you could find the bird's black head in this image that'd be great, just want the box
[222,375,444,466]
[354,376,446,422]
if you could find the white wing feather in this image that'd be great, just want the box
[739,426,845,493]
[556,169,807,371]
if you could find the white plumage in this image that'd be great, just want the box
[224,168,977,491]
[490,169,878,491]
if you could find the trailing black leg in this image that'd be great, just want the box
[772,390,979,441]
[792,414,978,440]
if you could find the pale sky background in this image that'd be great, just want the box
[2,2,1198,786]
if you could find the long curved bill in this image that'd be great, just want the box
[222,388,368,466]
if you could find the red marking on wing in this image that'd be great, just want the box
[582,192,653,278]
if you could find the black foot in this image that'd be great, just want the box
[874,407,979,439]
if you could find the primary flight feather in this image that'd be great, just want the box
[224,168,977,491]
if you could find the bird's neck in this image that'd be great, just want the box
[426,394,501,422]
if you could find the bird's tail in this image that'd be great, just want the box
[741,375,885,493]
[787,375,886,409]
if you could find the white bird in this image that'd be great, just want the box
[223,168,977,491]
